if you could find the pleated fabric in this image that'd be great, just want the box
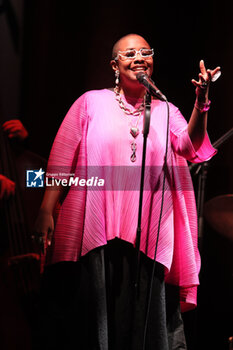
[46,89,216,311]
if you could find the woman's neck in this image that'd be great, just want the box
[119,84,146,99]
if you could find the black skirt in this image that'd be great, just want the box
[33,239,187,350]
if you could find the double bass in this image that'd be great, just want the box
[0,120,46,349]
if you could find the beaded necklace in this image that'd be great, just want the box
[114,86,145,162]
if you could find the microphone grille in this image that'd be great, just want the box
[136,72,148,82]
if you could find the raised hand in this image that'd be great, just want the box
[191,60,221,100]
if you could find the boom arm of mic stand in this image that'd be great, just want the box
[189,126,233,174]
[197,161,209,250]
[190,127,233,250]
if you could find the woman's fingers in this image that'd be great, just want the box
[199,59,207,75]
[192,61,221,89]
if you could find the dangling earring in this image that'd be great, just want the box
[115,70,120,86]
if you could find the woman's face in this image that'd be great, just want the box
[111,35,154,90]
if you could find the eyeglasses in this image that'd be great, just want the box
[114,48,154,61]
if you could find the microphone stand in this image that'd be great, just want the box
[131,92,151,350]
[131,87,168,350]
[190,127,233,251]
[134,92,151,291]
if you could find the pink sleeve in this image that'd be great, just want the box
[169,103,217,163]
[180,286,198,312]
[47,93,88,177]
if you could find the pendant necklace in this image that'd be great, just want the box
[114,86,144,162]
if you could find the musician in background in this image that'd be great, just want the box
[0,118,32,350]
[0,119,28,199]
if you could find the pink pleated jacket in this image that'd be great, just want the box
[46,89,216,311]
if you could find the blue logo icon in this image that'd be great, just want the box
[26,168,45,187]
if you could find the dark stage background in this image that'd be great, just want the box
[0,0,233,349]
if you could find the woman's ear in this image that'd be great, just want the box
[110,59,118,72]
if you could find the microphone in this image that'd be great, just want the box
[136,72,167,101]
